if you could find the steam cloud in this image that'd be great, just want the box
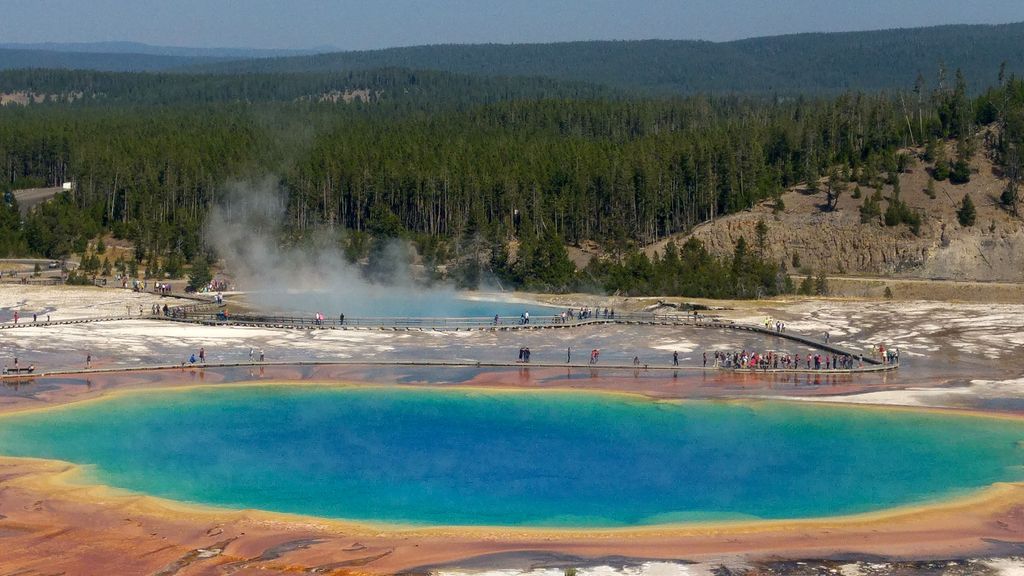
[205,178,474,318]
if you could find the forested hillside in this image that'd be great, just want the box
[4,24,1023,94]
[193,23,1024,94]
[1,60,1022,297]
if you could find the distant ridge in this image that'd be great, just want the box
[0,48,214,72]
[0,43,331,73]
[1,23,1023,94]
[0,41,330,59]
[191,22,1024,94]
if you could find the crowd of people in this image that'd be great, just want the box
[715,350,862,371]
[513,346,876,371]
[878,344,901,364]
[557,307,616,323]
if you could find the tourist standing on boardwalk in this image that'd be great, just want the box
[86,353,91,368]
[702,352,706,367]
[199,347,206,364]
[567,347,571,363]
[673,351,679,366]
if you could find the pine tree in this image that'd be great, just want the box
[187,257,212,292]
[1000,180,1019,216]
[860,192,882,224]
[949,158,971,184]
[825,167,845,211]
[957,194,976,227]
[798,275,814,295]
[814,270,829,296]
[754,220,768,256]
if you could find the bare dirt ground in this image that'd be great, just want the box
[642,143,1024,285]
[816,275,1024,302]
[0,283,192,321]
[11,186,63,215]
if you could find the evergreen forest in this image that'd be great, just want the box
[2,34,1024,298]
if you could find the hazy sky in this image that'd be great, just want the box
[3,0,1024,50]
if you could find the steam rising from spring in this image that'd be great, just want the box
[205,178,473,318]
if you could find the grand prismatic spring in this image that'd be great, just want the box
[1,385,1023,527]
[5,285,1024,575]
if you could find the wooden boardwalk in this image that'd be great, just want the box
[157,309,884,366]
[0,356,897,381]
[0,308,895,378]
[0,316,137,329]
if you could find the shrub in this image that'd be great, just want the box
[773,195,785,213]
[949,159,971,184]
[883,197,922,234]
[65,270,93,286]
[957,194,976,227]
[859,193,881,223]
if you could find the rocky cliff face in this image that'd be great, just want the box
[662,152,1024,282]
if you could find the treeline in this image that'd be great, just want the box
[0,89,858,259]
[442,229,788,299]
[1,68,1023,297]
[0,68,613,108]
[284,93,914,245]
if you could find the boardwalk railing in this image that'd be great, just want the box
[163,301,224,318]
[158,310,883,366]
[163,310,678,329]
[0,276,63,286]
